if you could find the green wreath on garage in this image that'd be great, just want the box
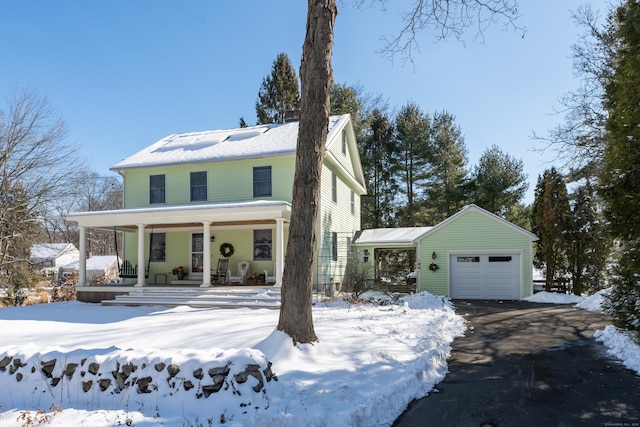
[220,242,235,258]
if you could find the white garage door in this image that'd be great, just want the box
[450,253,521,299]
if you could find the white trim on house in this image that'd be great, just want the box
[415,204,539,242]
[448,249,525,300]
[66,201,291,288]
[352,227,433,248]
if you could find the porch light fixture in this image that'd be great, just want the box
[210,235,216,242]
[432,251,437,260]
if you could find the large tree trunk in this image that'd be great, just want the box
[277,0,337,345]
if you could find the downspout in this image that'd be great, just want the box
[415,241,421,292]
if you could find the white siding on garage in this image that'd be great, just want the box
[450,253,521,300]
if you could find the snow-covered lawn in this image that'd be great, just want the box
[0,289,637,426]
[0,292,465,426]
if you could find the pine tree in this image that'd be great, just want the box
[423,111,469,223]
[600,0,640,342]
[531,168,571,291]
[255,53,300,124]
[361,108,398,228]
[470,145,528,221]
[330,83,364,135]
[393,102,432,226]
[566,181,610,295]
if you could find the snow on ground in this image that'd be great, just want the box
[523,288,640,377]
[522,291,584,304]
[0,292,465,426]
[1,288,638,426]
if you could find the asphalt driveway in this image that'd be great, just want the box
[393,300,640,427]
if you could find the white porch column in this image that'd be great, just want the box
[78,226,87,286]
[201,221,212,288]
[135,224,146,287]
[275,218,285,287]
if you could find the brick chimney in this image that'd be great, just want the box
[284,109,301,122]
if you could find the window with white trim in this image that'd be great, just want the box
[149,174,165,204]
[190,171,207,202]
[253,166,272,198]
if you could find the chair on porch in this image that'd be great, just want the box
[262,266,277,284]
[211,258,230,285]
[229,261,250,284]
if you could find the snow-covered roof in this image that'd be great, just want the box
[30,243,78,260]
[353,205,538,248]
[353,227,433,247]
[62,255,119,272]
[111,115,351,171]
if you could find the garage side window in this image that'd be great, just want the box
[489,256,512,262]
[457,256,480,262]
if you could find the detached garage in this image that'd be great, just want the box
[353,204,538,300]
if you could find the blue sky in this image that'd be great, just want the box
[1,0,605,203]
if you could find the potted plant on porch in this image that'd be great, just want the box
[246,272,259,285]
[171,266,188,280]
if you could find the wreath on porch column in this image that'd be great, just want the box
[220,242,235,258]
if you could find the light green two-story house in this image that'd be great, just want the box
[66,114,366,289]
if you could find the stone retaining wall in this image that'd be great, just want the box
[0,350,277,412]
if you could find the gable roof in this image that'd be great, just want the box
[353,204,537,248]
[418,204,538,241]
[111,114,353,172]
[62,255,119,272]
[30,243,78,261]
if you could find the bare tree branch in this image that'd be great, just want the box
[364,0,524,65]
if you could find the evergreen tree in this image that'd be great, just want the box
[601,1,640,243]
[393,102,432,226]
[531,168,571,291]
[470,145,528,221]
[238,117,248,128]
[361,108,398,228]
[330,83,364,136]
[423,111,469,223]
[566,181,610,295]
[600,0,640,342]
[255,52,300,124]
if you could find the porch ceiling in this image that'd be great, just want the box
[65,201,291,230]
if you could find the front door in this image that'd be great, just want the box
[191,233,204,274]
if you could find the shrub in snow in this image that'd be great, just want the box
[603,243,640,344]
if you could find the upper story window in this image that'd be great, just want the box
[253,166,272,198]
[332,172,337,203]
[190,171,207,202]
[342,129,347,155]
[149,174,165,204]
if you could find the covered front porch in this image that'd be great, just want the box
[66,201,290,289]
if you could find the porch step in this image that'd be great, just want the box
[101,287,281,309]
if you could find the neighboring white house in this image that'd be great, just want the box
[30,243,80,276]
[61,255,121,285]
